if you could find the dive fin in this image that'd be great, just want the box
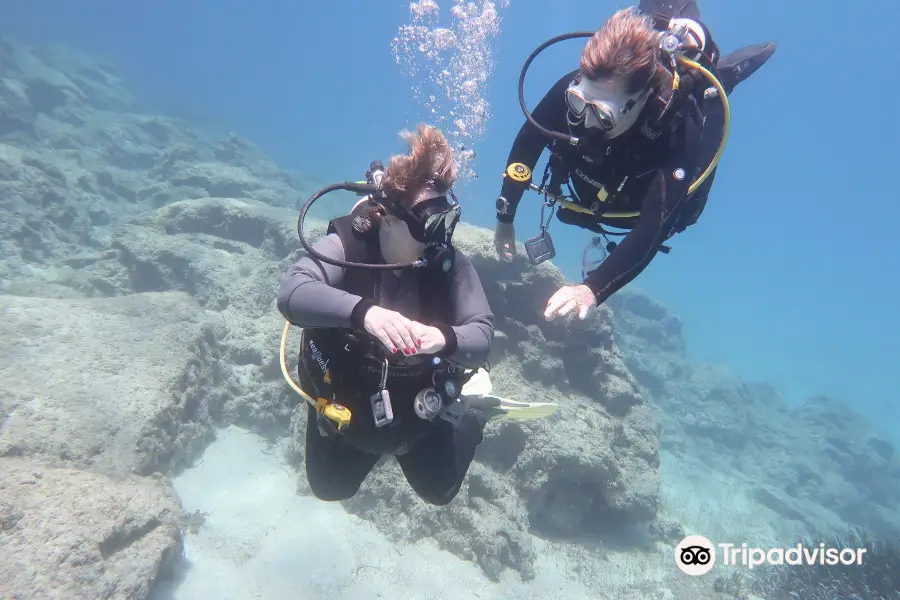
[717,41,778,95]
[461,367,493,398]
[465,394,559,422]
[459,369,557,421]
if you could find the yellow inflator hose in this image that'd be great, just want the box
[279,321,352,432]
[676,54,731,195]
[279,321,314,404]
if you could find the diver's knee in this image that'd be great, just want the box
[304,452,361,501]
[309,485,358,502]
[306,470,360,501]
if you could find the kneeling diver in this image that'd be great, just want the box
[277,124,556,505]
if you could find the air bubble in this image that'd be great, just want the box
[391,0,509,182]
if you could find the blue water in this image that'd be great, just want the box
[3,0,897,426]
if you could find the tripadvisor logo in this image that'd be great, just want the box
[675,535,716,576]
[674,535,868,576]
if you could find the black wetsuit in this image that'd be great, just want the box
[498,0,776,307]
[498,68,711,305]
[277,210,495,505]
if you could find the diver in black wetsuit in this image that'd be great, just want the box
[494,1,776,322]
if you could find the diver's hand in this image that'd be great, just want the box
[544,284,596,321]
[412,324,446,354]
[494,220,516,262]
[363,306,420,355]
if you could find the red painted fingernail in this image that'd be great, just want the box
[392,347,398,353]
[417,339,422,346]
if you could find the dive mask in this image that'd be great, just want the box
[565,74,653,136]
[393,192,461,246]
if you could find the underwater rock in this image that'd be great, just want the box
[26,42,135,112]
[0,457,183,600]
[607,290,686,398]
[513,399,660,536]
[0,292,224,476]
[0,76,34,136]
[649,516,685,543]
[0,36,300,293]
[339,457,539,582]
[609,288,900,540]
[610,290,684,352]
[790,397,900,527]
[46,197,327,436]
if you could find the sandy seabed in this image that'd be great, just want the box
[149,425,625,600]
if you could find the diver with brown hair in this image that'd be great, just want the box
[493,0,776,322]
[278,124,556,505]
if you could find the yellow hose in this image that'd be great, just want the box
[279,321,353,431]
[677,55,731,195]
[279,321,317,407]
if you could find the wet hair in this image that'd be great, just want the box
[355,124,457,232]
[380,124,457,209]
[580,8,662,93]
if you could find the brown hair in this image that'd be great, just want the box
[379,124,457,209]
[580,8,662,92]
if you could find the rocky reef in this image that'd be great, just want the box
[609,290,900,540]
[0,459,183,599]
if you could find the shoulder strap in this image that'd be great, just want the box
[329,203,455,323]
[417,251,454,325]
[327,210,382,299]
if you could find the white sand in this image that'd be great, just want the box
[150,425,627,600]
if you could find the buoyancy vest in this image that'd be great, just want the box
[298,200,453,397]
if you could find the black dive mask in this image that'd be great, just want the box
[392,192,461,246]
[297,163,461,272]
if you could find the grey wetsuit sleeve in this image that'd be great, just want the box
[442,252,495,368]
[276,233,362,328]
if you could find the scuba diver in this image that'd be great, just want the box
[277,124,556,505]
[493,0,777,322]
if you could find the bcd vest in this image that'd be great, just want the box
[299,201,453,395]
[552,75,715,239]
